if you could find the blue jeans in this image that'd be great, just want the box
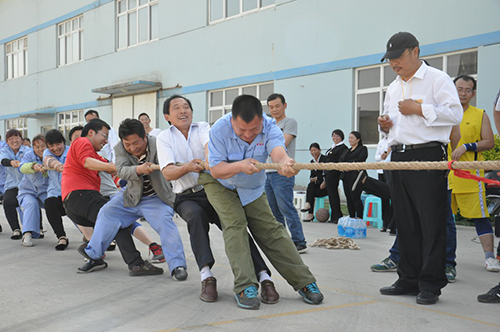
[85,192,186,274]
[265,172,306,246]
[389,190,457,267]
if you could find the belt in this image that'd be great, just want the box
[391,141,444,153]
[178,184,204,195]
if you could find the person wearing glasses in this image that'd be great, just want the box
[377,32,462,305]
[449,75,497,273]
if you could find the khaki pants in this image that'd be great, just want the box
[199,173,316,293]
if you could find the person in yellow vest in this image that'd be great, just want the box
[449,75,499,272]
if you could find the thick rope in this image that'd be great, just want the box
[150,161,500,172]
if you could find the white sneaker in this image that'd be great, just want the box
[485,257,500,272]
[22,233,33,247]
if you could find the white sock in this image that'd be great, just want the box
[200,266,213,281]
[258,270,272,283]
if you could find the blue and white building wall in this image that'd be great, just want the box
[1,0,499,186]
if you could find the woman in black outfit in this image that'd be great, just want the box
[340,131,368,218]
[301,143,328,221]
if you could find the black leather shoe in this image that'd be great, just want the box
[416,290,439,305]
[380,284,419,296]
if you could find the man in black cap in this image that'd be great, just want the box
[377,32,462,305]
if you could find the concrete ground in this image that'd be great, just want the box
[1,212,499,332]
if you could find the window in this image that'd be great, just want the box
[57,110,85,141]
[355,49,478,144]
[208,82,274,125]
[6,118,28,139]
[117,0,158,49]
[6,36,28,79]
[209,0,275,23]
[58,16,84,66]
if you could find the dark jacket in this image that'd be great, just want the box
[309,154,327,183]
[339,145,368,180]
[324,143,348,175]
[115,135,175,208]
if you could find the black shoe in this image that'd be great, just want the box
[380,284,419,296]
[477,283,500,303]
[416,290,439,305]
[296,243,308,254]
[77,242,92,260]
[172,266,188,281]
[107,240,116,251]
[77,259,108,274]
[351,170,367,192]
[129,260,164,277]
[380,227,387,232]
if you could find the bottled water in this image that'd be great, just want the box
[353,218,367,239]
[344,217,355,238]
[337,216,346,236]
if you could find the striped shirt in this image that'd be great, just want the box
[138,151,155,197]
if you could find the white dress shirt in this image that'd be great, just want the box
[148,128,162,137]
[156,122,210,194]
[382,61,462,146]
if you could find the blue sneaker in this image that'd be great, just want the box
[234,286,260,309]
[299,282,324,305]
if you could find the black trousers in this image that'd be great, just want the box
[64,190,143,269]
[175,190,270,277]
[363,174,395,230]
[391,146,448,295]
[304,182,328,213]
[3,188,20,231]
[325,171,343,221]
[44,196,67,238]
[342,171,364,218]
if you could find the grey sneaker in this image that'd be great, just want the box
[234,286,260,309]
[370,257,397,272]
[129,260,164,277]
[445,265,456,283]
[299,282,324,305]
[172,266,188,281]
[485,257,500,272]
[22,232,33,247]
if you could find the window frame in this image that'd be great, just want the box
[57,15,84,67]
[6,36,28,80]
[116,0,159,50]
[56,110,85,141]
[208,0,275,24]
[208,81,274,125]
[354,48,478,146]
[5,118,28,139]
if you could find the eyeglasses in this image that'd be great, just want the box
[457,87,473,94]
[95,131,108,140]
[385,49,414,63]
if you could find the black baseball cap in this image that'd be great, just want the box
[380,32,419,62]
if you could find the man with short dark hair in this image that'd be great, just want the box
[265,93,307,253]
[449,75,497,272]
[138,113,161,137]
[62,119,148,274]
[200,94,323,310]
[378,32,462,305]
[85,109,119,163]
[80,118,187,280]
[157,95,277,302]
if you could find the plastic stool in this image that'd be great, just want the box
[362,196,383,229]
[313,196,328,222]
[293,191,307,219]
